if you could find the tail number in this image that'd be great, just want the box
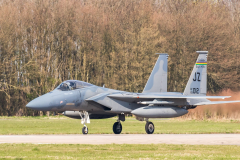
[190,88,199,94]
[193,72,201,81]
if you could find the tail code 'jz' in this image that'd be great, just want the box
[183,51,208,96]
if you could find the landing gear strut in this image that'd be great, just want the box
[145,120,154,134]
[113,114,125,134]
[79,111,90,135]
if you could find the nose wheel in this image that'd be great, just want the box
[82,126,88,134]
[145,121,154,134]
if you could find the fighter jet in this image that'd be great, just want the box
[26,51,240,134]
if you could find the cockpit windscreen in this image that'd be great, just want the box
[57,80,93,91]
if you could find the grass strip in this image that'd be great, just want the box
[0,143,240,159]
[0,116,240,134]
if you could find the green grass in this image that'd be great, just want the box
[0,116,240,134]
[0,143,240,159]
[1,116,240,159]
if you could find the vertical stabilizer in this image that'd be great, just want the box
[183,51,208,96]
[143,53,168,93]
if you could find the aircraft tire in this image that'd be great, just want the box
[82,126,88,135]
[113,122,122,134]
[145,121,154,134]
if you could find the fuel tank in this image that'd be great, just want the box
[131,106,188,118]
[63,111,117,119]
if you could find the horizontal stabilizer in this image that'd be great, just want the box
[132,95,231,99]
[194,101,240,106]
[137,101,174,105]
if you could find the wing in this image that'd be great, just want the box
[86,92,240,110]
[85,93,112,111]
[107,93,240,106]
[108,93,231,100]
[85,92,136,112]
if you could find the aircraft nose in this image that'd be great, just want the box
[26,95,51,111]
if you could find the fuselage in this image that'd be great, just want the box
[26,80,121,112]
[26,80,200,116]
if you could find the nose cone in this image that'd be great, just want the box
[26,94,52,111]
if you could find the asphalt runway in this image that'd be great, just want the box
[0,134,240,145]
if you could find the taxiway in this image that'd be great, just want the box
[0,134,240,145]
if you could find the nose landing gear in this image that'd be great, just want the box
[79,111,90,135]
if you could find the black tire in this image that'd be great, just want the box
[82,126,88,135]
[145,121,154,134]
[113,122,122,134]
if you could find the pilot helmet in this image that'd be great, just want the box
[66,82,71,90]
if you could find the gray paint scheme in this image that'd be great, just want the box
[184,51,208,96]
[26,51,240,121]
[143,53,168,93]
[131,106,188,118]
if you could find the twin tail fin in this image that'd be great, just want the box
[142,53,168,93]
[183,51,208,96]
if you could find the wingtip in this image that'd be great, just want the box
[223,96,231,99]
[196,51,208,54]
[155,53,168,55]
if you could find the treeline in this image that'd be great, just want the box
[0,0,240,116]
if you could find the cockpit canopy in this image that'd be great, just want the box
[56,80,93,91]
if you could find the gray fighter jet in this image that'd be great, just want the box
[26,51,240,134]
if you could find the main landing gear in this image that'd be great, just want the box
[136,117,154,134]
[113,114,125,134]
[145,121,154,134]
[136,117,155,134]
[79,111,90,135]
